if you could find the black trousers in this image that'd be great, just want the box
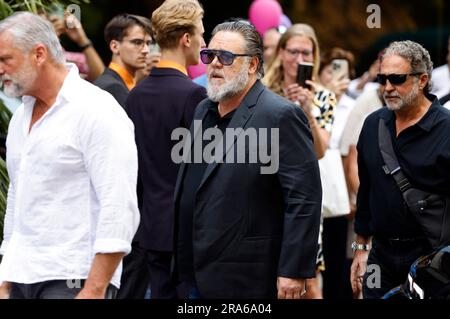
[118,243,177,299]
[117,242,150,299]
[322,216,353,299]
[146,250,177,299]
[363,237,432,299]
[10,280,117,299]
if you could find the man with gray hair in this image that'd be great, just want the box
[0,12,139,299]
[351,40,450,298]
[173,20,322,298]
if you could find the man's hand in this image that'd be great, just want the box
[0,281,11,299]
[350,250,369,298]
[277,277,307,299]
[64,13,90,48]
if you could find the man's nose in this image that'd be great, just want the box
[211,56,223,68]
[141,44,150,55]
[384,80,395,92]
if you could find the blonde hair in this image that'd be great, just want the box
[151,0,204,50]
[263,24,321,96]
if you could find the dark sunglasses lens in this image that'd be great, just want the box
[377,74,408,85]
[376,74,387,85]
[388,74,407,85]
[200,51,215,64]
[217,51,234,66]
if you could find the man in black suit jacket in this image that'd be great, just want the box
[173,21,322,299]
[125,0,207,299]
[95,14,154,107]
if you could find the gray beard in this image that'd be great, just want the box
[207,65,249,102]
[384,86,419,111]
[1,61,36,98]
[3,81,25,98]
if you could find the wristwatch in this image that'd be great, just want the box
[351,242,370,253]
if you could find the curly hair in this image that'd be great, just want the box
[382,40,434,94]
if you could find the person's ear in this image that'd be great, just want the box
[181,32,191,48]
[110,40,120,55]
[34,44,48,66]
[248,56,259,75]
[418,73,429,91]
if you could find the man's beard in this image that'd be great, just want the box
[0,60,36,98]
[206,61,249,102]
[384,85,419,111]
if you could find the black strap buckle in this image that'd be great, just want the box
[398,178,411,192]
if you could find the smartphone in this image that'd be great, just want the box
[297,62,314,89]
[331,59,349,81]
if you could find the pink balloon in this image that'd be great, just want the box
[249,0,283,36]
[187,62,206,79]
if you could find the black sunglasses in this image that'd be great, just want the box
[200,49,252,66]
[376,73,422,85]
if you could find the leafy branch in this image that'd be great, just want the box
[0,0,90,19]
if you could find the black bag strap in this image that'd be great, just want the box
[378,119,412,193]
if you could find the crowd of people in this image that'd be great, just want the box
[0,0,449,299]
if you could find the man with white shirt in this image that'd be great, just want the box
[0,12,139,299]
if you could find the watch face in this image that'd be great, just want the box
[352,242,369,251]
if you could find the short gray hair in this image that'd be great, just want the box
[382,40,433,94]
[211,20,264,78]
[0,12,66,65]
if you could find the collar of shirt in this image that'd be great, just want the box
[109,62,136,90]
[379,93,443,132]
[156,60,188,76]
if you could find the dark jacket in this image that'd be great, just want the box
[126,67,207,251]
[94,68,129,107]
[173,80,322,298]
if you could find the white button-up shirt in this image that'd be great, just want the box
[0,64,140,288]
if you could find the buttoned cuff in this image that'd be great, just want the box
[93,239,132,256]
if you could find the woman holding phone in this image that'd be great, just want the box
[264,24,336,160]
[264,23,337,299]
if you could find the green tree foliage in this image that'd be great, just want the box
[0,99,10,242]
[0,0,89,20]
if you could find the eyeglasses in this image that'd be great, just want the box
[126,39,152,49]
[200,49,252,66]
[376,73,422,85]
[285,48,313,58]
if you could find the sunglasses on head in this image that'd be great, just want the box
[200,49,252,66]
[376,73,422,85]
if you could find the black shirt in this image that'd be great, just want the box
[177,104,236,281]
[355,94,450,239]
